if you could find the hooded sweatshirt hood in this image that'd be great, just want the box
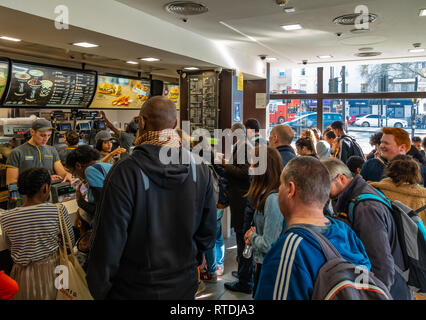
[131,144,192,189]
[290,217,371,268]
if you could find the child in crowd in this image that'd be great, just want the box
[0,168,74,300]
[346,155,365,176]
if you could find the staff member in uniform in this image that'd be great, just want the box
[99,111,138,153]
[6,118,73,186]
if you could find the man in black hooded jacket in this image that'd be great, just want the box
[86,96,217,300]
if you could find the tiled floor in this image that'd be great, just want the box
[195,234,253,300]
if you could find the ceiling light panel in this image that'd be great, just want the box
[281,24,302,30]
[0,36,21,42]
[72,42,99,48]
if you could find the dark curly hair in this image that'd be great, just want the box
[18,168,51,197]
[385,154,422,186]
[65,130,80,146]
[65,145,100,170]
[369,131,383,147]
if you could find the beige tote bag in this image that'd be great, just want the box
[56,204,94,300]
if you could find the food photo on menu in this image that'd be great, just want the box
[90,75,150,109]
[6,65,50,105]
[163,84,180,109]
[3,62,96,107]
[0,62,8,100]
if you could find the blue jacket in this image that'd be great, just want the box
[250,193,286,264]
[276,145,296,168]
[254,217,371,300]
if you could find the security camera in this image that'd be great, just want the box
[214,67,222,73]
[275,0,288,6]
[336,32,343,37]
[182,18,188,23]
[177,69,183,75]
[302,60,308,65]
[259,55,267,60]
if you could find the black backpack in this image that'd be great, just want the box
[288,225,392,300]
[340,135,365,160]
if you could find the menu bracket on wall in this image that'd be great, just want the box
[2,60,97,109]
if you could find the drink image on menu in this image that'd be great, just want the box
[26,78,42,102]
[29,69,44,79]
[40,80,53,97]
[14,72,30,96]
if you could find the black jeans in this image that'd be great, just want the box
[235,228,254,288]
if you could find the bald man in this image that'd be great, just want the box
[87,96,217,300]
[268,125,296,167]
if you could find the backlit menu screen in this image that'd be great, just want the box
[3,62,96,108]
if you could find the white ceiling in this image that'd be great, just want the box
[117,0,426,67]
[1,0,425,80]
[0,5,219,79]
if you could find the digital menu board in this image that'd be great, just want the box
[0,60,9,103]
[3,62,97,108]
[163,84,180,110]
[89,75,150,109]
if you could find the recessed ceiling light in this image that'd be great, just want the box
[409,48,425,53]
[72,42,99,48]
[281,24,302,31]
[317,55,333,59]
[419,9,426,16]
[0,36,21,42]
[140,57,160,62]
[283,7,296,13]
[126,61,138,65]
[184,67,199,70]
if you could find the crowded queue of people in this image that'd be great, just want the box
[0,97,425,300]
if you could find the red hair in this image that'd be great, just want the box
[382,127,411,151]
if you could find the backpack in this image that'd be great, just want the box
[288,225,392,300]
[340,135,365,160]
[342,190,426,296]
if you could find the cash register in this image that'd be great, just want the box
[50,180,79,223]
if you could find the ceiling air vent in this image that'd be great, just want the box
[355,52,382,57]
[165,1,208,16]
[333,13,377,25]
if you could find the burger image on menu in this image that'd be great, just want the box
[168,87,179,103]
[98,82,121,95]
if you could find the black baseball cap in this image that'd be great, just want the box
[32,118,54,131]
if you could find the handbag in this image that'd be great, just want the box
[55,204,94,300]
